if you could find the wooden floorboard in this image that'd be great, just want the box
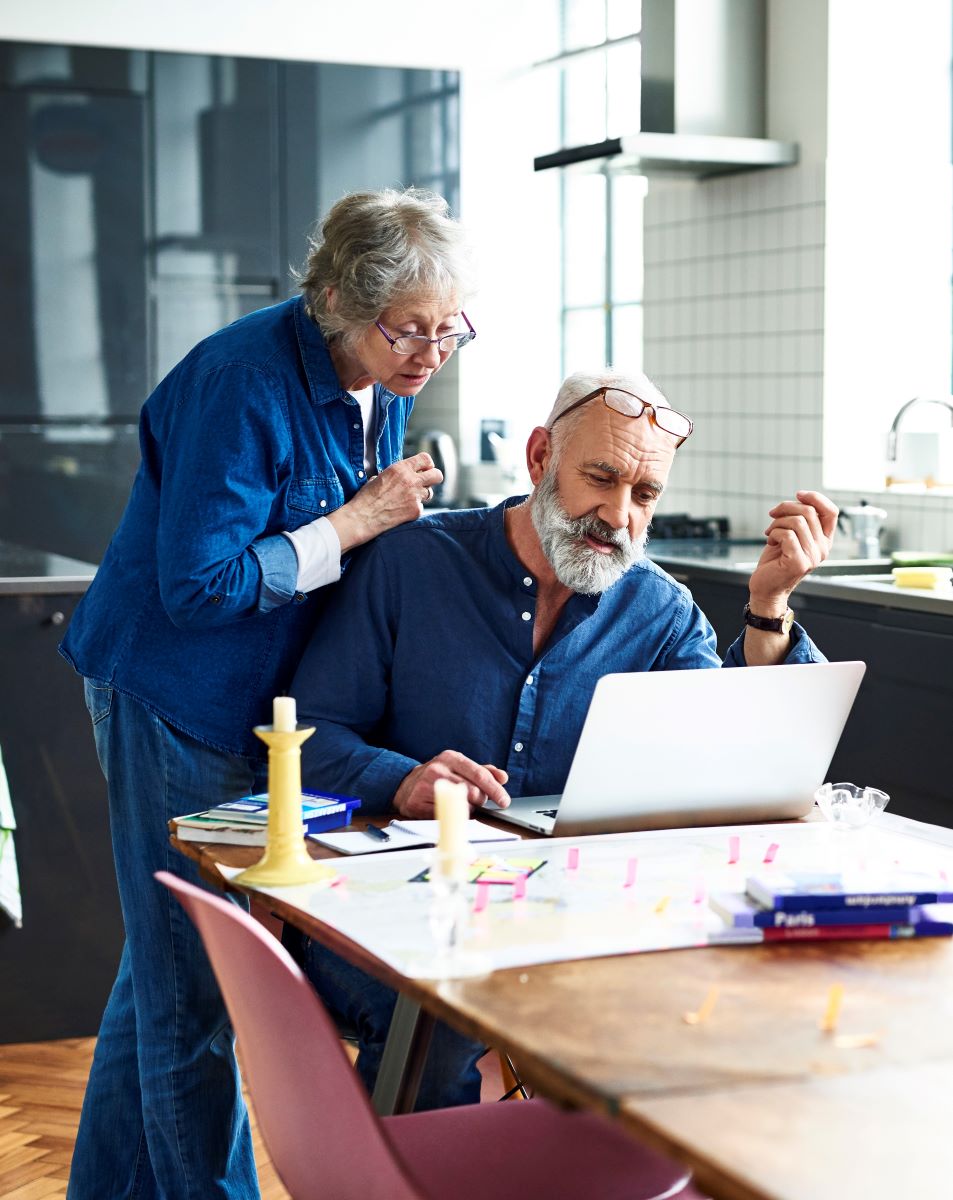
[0,1036,508,1199]
[0,1038,292,1200]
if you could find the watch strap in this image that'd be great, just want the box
[743,603,794,634]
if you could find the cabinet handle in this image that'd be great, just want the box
[46,611,66,627]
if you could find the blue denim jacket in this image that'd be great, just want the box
[60,296,412,757]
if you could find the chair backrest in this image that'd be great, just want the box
[155,871,424,1200]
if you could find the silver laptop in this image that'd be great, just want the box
[487,662,866,836]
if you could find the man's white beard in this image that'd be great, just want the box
[531,469,648,595]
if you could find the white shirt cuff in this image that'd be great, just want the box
[284,517,342,592]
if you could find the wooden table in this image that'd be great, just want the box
[172,820,953,1200]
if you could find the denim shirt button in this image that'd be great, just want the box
[526,674,534,686]
[521,611,532,621]
[514,742,524,752]
[523,576,533,587]
[293,592,307,603]
[209,594,222,605]
[358,470,366,479]
[319,499,327,508]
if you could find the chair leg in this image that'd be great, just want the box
[498,1053,529,1101]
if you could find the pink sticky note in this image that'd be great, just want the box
[513,875,527,901]
[623,857,638,888]
[567,847,580,872]
[473,882,490,914]
[763,842,779,864]
[728,836,741,865]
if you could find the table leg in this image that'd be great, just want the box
[371,993,436,1116]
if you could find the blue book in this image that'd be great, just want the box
[711,891,923,929]
[745,870,953,913]
[201,790,361,834]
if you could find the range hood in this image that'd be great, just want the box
[534,0,798,180]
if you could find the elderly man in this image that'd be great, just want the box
[291,369,834,1107]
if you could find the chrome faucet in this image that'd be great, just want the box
[886,396,953,462]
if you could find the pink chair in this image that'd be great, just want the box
[156,871,707,1200]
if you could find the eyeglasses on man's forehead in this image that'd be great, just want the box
[549,387,694,446]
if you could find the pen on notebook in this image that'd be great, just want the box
[364,825,391,843]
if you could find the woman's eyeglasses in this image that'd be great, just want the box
[376,312,476,356]
[550,386,694,446]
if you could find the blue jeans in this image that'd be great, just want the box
[300,939,484,1110]
[68,682,267,1200]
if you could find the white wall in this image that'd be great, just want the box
[0,0,476,68]
[645,0,953,554]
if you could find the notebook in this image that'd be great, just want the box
[310,818,521,855]
[487,661,866,836]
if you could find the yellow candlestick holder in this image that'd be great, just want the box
[234,724,336,887]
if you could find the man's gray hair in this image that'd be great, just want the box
[298,188,474,343]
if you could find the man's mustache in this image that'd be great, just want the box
[566,512,630,552]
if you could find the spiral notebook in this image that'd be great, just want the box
[310,818,521,855]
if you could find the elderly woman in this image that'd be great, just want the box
[60,188,475,1200]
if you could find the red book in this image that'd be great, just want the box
[762,916,953,942]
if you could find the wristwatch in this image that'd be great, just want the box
[743,603,794,635]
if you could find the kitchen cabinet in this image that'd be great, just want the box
[0,552,122,1042]
[655,553,953,829]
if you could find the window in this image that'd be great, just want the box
[534,1,645,377]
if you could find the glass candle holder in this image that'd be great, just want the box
[814,781,890,831]
[417,853,489,979]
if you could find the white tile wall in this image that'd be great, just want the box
[642,162,953,553]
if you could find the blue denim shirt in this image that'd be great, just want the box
[293,500,825,811]
[60,296,413,757]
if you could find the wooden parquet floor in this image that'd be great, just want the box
[0,1038,506,1199]
[0,1038,291,1199]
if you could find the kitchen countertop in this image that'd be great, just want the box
[0,540,97,595]
[4,530,950,614]
[648,539,953,617]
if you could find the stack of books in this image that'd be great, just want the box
[173,791,361,845]
[710,870,953,944]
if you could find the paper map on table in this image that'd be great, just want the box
[217,817,953,978]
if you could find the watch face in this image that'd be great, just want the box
[782,608,795,634]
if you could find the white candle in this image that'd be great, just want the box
[272,695,297,732]
[434,779,468,876]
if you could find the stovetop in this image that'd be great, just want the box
[650,513,732,540]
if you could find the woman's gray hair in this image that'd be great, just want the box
[298,188,474,343]
[543,368,670,461]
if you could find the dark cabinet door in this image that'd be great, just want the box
[0,592,122,1042]
[0,87,147,420]
[660,570,953,829]
[796,597,953,827]
[150,53,281,381]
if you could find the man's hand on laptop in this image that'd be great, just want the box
[393,751,511,818]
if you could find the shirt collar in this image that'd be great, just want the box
[292,296,398,411]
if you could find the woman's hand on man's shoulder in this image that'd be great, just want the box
[327,452,444,551]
